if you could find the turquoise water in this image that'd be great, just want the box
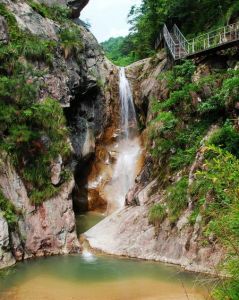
[0,254,210,300]
[0,213,212,300]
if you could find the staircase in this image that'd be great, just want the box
[159,22,239,61]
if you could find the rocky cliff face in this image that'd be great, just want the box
[85,51,239,274]
[0,0,119,269]
[38,0,89,18]
[0,153,79,266]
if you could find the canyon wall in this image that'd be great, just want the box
[0,0,119,269]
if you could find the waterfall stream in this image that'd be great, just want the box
[119,67,137,138]
[104,68,142,212]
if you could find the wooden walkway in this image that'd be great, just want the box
[157,23,239,60]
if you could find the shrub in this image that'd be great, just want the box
[0,97,71,205]
[169,120,211,171]
[60,27,83,59]
[159,84,197,111]
[166,176,189,223]
[189,146,239,298]
[149,203,167,224]
[208,121,239,158]
[0,4,74,206]
[221,76,239,109]
[152,111,178,134]
[30,184,58,205]
[159,60,196,91]
[197,93,225,115]
[0,191,18,229]
[21,36,56,64]
[0,4,56,66]
[197,70,239,115]
[173,60,196,83]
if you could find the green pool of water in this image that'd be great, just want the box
[76,211,105,235]
[0,212,213,300]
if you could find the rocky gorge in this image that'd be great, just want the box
[85,53,227,274]
[0,1,239,293]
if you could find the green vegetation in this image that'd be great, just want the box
[130,0,239,59]
[26,0,70,23]
[103,1,239,64]
[149,61,213,172]
[0,191,18,229]
[0,3,74,209]
[197,70,239,115]
[149,59,239,298]
[190,146,239,299]
[149,203,166,224]
[101,37,136,66]
[208,121,239,158]
[60,27,83,59]
[0,3,56,66]
[166,177,188,223]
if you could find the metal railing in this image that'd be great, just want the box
[160,21,239,60]
[173,24,189,54]
[187,21,239,55]
[163,24,177,59]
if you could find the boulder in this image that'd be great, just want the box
[0,214,16,269]
[68,0,89,18]
[38,0,89,18]
[7,1,58,40]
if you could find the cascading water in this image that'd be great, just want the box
[104,67,142,212]
[119,67,137,138]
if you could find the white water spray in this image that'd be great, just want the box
[104,68,142,212]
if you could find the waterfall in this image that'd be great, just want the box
[119,67,137,138]
[104,67,142,212]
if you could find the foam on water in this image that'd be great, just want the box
[82,250,97,263]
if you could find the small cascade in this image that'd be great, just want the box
[81,237,97,262]
[82,249,97,262]
[104,67,142,212]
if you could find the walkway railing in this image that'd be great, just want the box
[160,21,239,60]
[173,24,189,54]
[163,24,177,60]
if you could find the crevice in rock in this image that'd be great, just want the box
[64,85,102,213]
